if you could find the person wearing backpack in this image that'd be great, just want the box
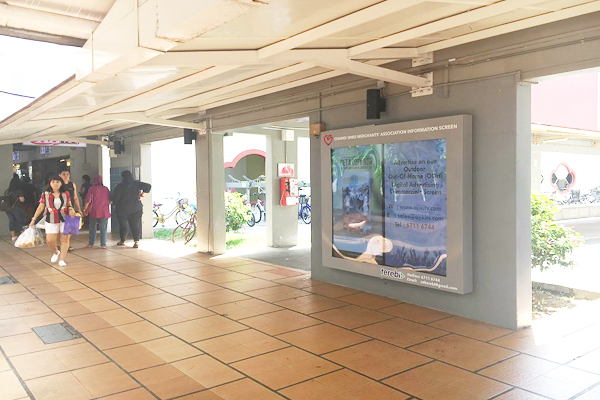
[112,170,151,248]
[3,174,26,240]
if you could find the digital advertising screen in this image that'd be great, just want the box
[322,116,472,294]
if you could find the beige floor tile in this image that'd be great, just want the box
[410,334,517,371]
[337,292,400,310]
[51,342,108,370]
[245,286,310,302]
[219,277,280,292]
[133,364,205,399]
[26,371,93,400]
[275,295,347,315]
[200,271,254,284]
[566,323,600,345]
[208,298,282,320]
[3,292,38,305]
[192,315,247,335]
[127,269,179,280]
[480,354,559,386]
[0,370,28,400]
[88,278,144,292]
[490,328,555,353]
[141,336,203,362]
[163,320,218,342]
[140,307,190,326]
[105,344,166,372]
[72,362,139,398]
[274,276,324,289]
[227,263,276,274]
[518,368,600,400]
[185,289,250,308]
[83,327,136,350]
[232,347,340,390]
[429,315,514,341]
[525,337,599,363]
[0,305,19,320]
[120,293,187,313]
[195,329,287,363]
[311,306,392,329]
[11,300,51,317]
[379,303,453,324]
[240,310,322,335]
[304,284,360,298]
[166,303,215,320]
[569,348,600,374]
[36,292,75,306]
[11,349,67,380]
[279,379,341,400]
[64,288,102,301]
[100,388,156,400]
[117,320,169,342]
[97,308,142,326]
[180,266,229,278]
[0,332,47,356]
[571,391,600,400]
[0,317,32,338]
[23,312,63,328]
[492,388,548,400]
[324,340,431,379]
[173,355,243,388]
[210,378,285,400]
[65,313,112,332]
[277,323,369,354]
[49,301,92,318]
[384,361,510,400]
[356,318,447,348]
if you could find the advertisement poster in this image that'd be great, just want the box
[323,115,472,294]
[383,139,447,276]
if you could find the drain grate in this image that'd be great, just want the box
[32,323,81,344]
[0,276,17,285]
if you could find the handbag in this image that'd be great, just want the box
[63,215,81,236]
[0,190,14,212]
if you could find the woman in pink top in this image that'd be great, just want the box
[84,175,111,249]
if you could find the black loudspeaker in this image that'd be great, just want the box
[184,129,196,144]
[114,140,124,154]
[366,89,386,119]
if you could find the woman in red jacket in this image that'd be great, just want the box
[29,176,76,266]
[84,175,111,249]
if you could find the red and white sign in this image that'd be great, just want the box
[277,163,295,178]
[23,140,86,147]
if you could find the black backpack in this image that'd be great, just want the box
[0,190,14,212]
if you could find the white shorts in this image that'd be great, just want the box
[45,222,65,234]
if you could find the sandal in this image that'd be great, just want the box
[116,241,125,246]
[133,242,139,249]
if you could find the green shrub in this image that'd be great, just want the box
[224,191,251,233]
[531,193,583,271]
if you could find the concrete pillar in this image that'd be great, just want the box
[140,143,153,239]
[196,133,226,254]
[266,133,298,247]
[531,150,542,193]
[98,145,112,232]
[0,145,13,235]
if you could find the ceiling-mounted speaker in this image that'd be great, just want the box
[184,129,197,144]
[114,140,124,154]
[366,89,386,120]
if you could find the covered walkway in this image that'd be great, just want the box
[0,239,599,400]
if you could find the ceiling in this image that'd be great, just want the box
[1,0,600,145]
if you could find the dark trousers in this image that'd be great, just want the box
[117,210,143,242]
[5,207,25,232]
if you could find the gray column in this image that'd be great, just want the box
[0,145,13,234]
[266,133,298,247]
[196,133,226,254]
[140,143,153,239]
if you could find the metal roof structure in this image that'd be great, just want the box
[1,0,600,144]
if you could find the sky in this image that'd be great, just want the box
[0,35,79,121]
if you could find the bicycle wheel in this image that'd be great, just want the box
[251,204,262,224]
[153,210,159,227]
[172,220,196,245]
[300,206,311,224]
[246,210,256,227]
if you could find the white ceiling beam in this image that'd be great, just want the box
[349,0,550,56]
[418,1,600,54]
[312,59,430,88]
[20,117,85,129]
[256,0,427,59]
[98,112,204,130]
[84,66,239,119]
[147,63,316,115]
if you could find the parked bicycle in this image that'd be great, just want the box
[298,194,311,224]
[153,193,192,227]
[171,204,197,245]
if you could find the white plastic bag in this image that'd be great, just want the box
[36,219,46,230]
[14,227,45,248]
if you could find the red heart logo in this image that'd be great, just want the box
[324,134,333,146]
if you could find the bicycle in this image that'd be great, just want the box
[171,204,197,245]
[153,193,190,227]
[298,194,311,224]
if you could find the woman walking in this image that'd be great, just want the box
[84,175,111,249]
[112,170,151,248]
[29,176,76,267]
[5,174,26,240]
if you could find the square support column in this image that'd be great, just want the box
[140,143,153,239]
[196,133,226,254]
[266,133,298,247]
[0,145,13,234]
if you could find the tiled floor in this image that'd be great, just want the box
[0,239,599,400]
